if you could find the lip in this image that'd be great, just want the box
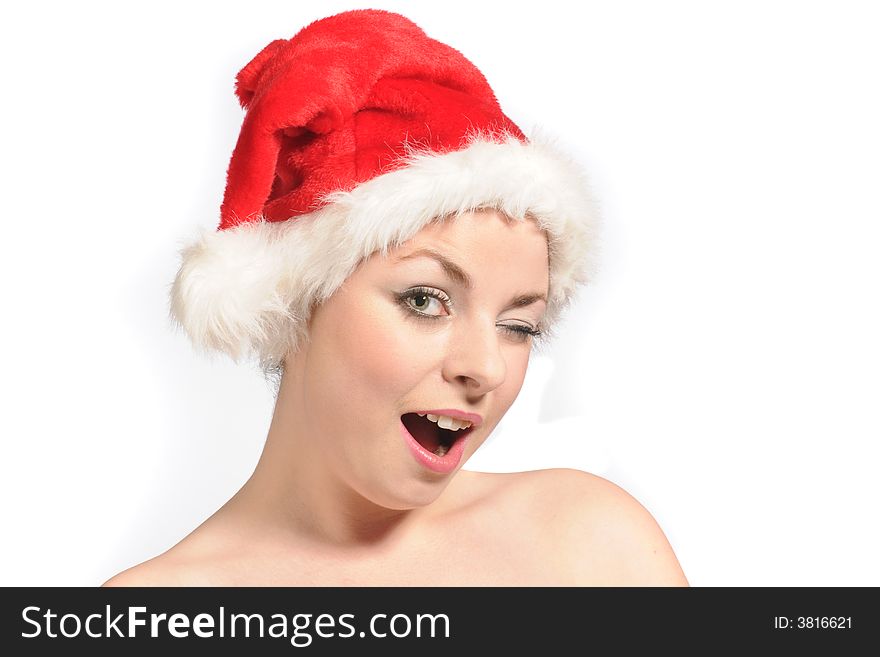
[413,409,483,428]
[400,417,474,474]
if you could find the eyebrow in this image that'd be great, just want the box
[393,248,548,308]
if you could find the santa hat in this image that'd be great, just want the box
[169,9,600,369]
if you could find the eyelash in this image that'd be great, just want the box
[396,286,542,341]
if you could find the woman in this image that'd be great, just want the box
[105,9,687,586]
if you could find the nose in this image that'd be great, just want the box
[441,316,507,393]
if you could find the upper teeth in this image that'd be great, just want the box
[417,413,472,431]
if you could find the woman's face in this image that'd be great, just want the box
[290,209,550,509]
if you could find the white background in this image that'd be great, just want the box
[1,0,877,587]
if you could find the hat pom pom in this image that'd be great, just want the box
[169,220,295,363]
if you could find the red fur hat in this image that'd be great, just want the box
[170,9,600,368]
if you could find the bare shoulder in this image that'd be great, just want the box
[102,557,180,587]
[509,468,689,586]
[101,543,225,587]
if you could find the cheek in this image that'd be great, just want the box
[313,298,435,416]
[495,351,531,412]
[349,319,416,389]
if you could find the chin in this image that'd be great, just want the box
[365,475,454,511]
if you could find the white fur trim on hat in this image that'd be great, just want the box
[169,130,601,368]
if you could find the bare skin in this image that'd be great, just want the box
[105,210,688,587]
[104,469,688,586]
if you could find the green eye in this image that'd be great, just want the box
[410,292,432,311]
[399,287,450,317]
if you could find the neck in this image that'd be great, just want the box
[228,366,427,549]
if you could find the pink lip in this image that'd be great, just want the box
[414,409,483,427]
[400,418,473,474]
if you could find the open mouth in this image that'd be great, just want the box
[400,413,473,457]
